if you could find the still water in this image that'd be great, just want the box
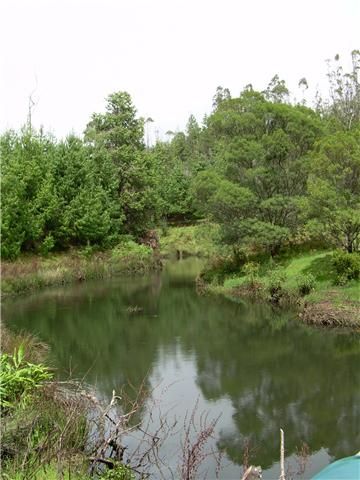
[2,258,360,479]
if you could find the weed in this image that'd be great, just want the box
[0,346,53,411]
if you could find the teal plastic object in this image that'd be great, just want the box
[312,454,360,479]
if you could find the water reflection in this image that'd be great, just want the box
[3,258,360,478]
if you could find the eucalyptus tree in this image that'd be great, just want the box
[325,50,360,130]
[193,87,323,254]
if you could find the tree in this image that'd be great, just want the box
[263,75,290,104]
[306,130,360,252]
[193,89,323,254]
[212,85,231,110]
[325,50,360,130]
[85,92,160,236]
[1,129,60,257]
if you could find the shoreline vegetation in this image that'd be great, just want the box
[2,51,359,328]
[0,326,224,480]
[196,240,359,329]
[0,325,91,479]
[1,325,149,480]
[2,223,359,328]
[1,239,161,299]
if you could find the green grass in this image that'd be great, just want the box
[218,249,359,327]
[223,250,345,292]
[0,327,91,480]
[2,461,90,479]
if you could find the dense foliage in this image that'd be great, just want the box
[1,51,359,259]
[1,94,161,259]
[187,51,360,255]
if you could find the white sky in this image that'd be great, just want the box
[0,0,359,142]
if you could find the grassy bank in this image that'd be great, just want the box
[1,240,160,299]
[200,249,360,329]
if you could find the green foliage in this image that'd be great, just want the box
[85,91,161,236]
[101,464,135,480]
[2,386,88,480]
[242,261,260,280]
[332,250,360,284]
[39,234,55,256]
[1,91,163,259]
[112,240,152,261]
[0,346,53,410]
[306,129,360,252]
[159,224,221,258]
[201,255,240,285]
[267,268,287,303]
[192,88,323,254]
[296,273,316,296]
[2,53,360,267]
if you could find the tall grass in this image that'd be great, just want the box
[1,242,159,299]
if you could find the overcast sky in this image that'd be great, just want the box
[0,0,359,141]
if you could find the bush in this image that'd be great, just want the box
[267,269,287,303]
[39,234,55,256]
[332,250,360,285]
[242,261,260,279]
[79,243,99,258]
[296,273,316,296]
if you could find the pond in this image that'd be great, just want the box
[2,258,360,479]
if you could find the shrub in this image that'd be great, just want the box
[332,250,360,284]
[296,273,316,296]
[39,234,55,256]
[242,261,260,279]
[79,243,98,258]
[267,269,287,304]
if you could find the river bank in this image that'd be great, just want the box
[1,224,219,300]
[0,325,136,480]
[2,225,359,329]
[1,240,160,299]
[3,256,360,478]
[198,249,360,329]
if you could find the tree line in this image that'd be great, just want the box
[1,51,359,259]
